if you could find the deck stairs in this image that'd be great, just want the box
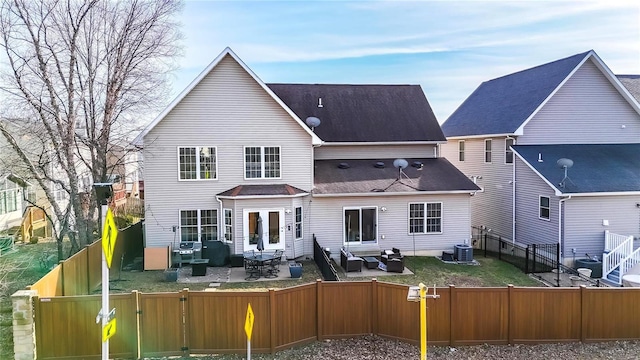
[602,231,640,285]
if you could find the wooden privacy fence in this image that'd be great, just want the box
[28,222,143,297]
[33,280,640,359]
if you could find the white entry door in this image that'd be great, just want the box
[243,209,285,251]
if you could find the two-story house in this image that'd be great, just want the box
[440,50,640,281]
[135,48,479,267]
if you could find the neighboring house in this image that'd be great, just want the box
[440,50,640,278]
[135,48,479,265]
[0,173,29,232]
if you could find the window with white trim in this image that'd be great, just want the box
[344,207,377,243]
[178,146,217,180]
[180,209,218,241]
[505,138,514,164]
[409,202,442,234]
[458,140,465,162]
[539,196,550,220]
[484,139,492,163]
[224,208,232,242]
[295,206,303,239]
[0,179,18,215]
[244,146,281,179]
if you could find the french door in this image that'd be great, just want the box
[243,209,285,251]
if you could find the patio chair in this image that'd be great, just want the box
[244,259,260,281]
[271,250,284,272]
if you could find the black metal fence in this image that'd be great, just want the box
[313,235,339,281]
[473,227,559,274]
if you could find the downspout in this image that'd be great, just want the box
[512,157,516,244]
[558,195,572,264]
[216,195,224,244]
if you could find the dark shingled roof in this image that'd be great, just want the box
[218,184,308,197]
[442,51,591,137]
[617,75,640,103]
[313,158,479,194]
[512,144,640,194]
[267,84,445,142]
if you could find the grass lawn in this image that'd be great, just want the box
[0,242,541,359]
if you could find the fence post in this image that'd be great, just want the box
[12,290,37,360]
[498,237,502,260]
[85,244,91,295]
[180,288,189,355]
[269,289,276,354]
[580,285,587,343]
[483,232,487,258]
[507,284,514,345]
[449,285,455,347]
[316,280,323,341]
[525,245,530,273]
[532,244,537,273]
[371,279,378,335]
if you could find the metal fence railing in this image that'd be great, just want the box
[473,226,558,274]
[313,235,339,281]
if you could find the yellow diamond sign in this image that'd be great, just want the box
[102,318,116,342]
[101,208,118,268]
[244,303,254,340]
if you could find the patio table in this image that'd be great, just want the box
[244,253,275,279]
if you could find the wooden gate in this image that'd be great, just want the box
[138,290,188,358]
[34,293,137,359]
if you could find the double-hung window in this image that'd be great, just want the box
[295,206,303,239]
[484,139,492,163]
[178,146,217,180]
[458,140,465,162]
[505,138,515,164]
[224,209,233,242]
[409,202,442,234]
[180,209,218,241]
[0,180,18,215]
[539,196,550,220]
[244,146,280,179]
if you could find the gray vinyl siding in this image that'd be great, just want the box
[514,159,558,246]
[563,196,640,260]
[143,55,313,248]
[518,59,640,145]
[315,144,437,160]
[441,137,515,239]
[309,194,471,259]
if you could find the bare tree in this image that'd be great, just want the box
[0,0,182,260]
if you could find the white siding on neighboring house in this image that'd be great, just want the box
[315,144,438,160]
[563,196,640,261]
[514,159,559,247]
[0,178,23,231]
[519,59,640,145]
[310,194,471,258]
[441,137,514,239]
[143,55,314,248]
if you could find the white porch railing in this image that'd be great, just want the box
[620,248,640,283]
[602,230,635,284]
[604,230,631,252]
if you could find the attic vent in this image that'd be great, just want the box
[374,162,385,168]
[411,161,423,169]
[338,162,350,169]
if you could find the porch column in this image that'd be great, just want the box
[12,289,37,360]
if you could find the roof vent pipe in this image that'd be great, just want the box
[538,153,543,162]
[318,98,323,108]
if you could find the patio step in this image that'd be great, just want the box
[607,268,620,284]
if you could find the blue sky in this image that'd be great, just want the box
[173,0,640,122]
